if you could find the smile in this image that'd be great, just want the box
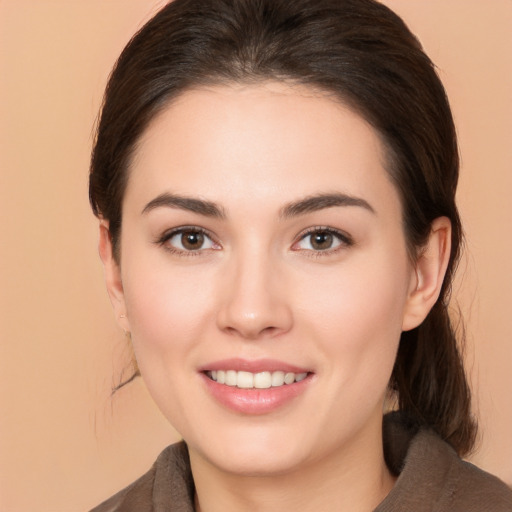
[201,360,313,414]
[206,370,308,389]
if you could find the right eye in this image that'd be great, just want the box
[160,227,220,254]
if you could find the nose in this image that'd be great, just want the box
[216,250,293,340]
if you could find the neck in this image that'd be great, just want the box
[190,419,395,512]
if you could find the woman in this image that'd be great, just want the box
[89,0,512,510]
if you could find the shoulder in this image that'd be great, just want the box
[442,453,512,510]
[379,413,512,512]
[89,442,195,512]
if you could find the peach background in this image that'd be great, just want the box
[1,1,511,510]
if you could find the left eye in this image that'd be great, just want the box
[294,229,348,251]
[166,229,216,251]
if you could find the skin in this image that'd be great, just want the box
[100,82,451,512]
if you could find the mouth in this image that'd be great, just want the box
[200,359,313,414]
[205,370,309,389]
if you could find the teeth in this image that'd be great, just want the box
[207,370,308,389]
[284,372,295,385]
[225,370,237,386]
[254,371,271,389]
[237,371,254,389]
[271,371,285,386]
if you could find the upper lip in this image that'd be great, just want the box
[199,358,311,374]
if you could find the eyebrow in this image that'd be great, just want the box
[280,193,375,218]
[142,192,226,219]
[142,191,374,219]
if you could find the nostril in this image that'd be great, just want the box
[222,324,283,340]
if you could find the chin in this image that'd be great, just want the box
[188,423,313,477]
[209,446,307,477]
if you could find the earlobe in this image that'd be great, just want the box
[98,221,130,332]
[402,217,452,332]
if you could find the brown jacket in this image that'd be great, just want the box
[90,414,512,511]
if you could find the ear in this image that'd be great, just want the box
[98,220,130,332]
[402,217,452,332]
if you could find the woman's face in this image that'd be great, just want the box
[108,82,421,475]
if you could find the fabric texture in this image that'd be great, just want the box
[90,413,512,512]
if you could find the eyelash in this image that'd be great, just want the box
[293,226,354,256]
[156,226,354,257]
[156,226,220,257]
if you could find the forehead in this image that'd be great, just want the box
[126,81,399,214]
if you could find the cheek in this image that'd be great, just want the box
[297,248,410,374]
[306,252,407,315]
[121,255,217,362]
[120,258,221,430]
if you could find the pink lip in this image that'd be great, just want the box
[198,358,313,415]
[199,358,310,374]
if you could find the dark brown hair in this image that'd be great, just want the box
[90,0,476,455]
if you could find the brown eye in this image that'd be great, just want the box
[164,228,216,252]
[310,232,334,250]
[294,228,351,253]
[181,231,205,250]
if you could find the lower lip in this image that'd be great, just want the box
[200,373,312,415]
